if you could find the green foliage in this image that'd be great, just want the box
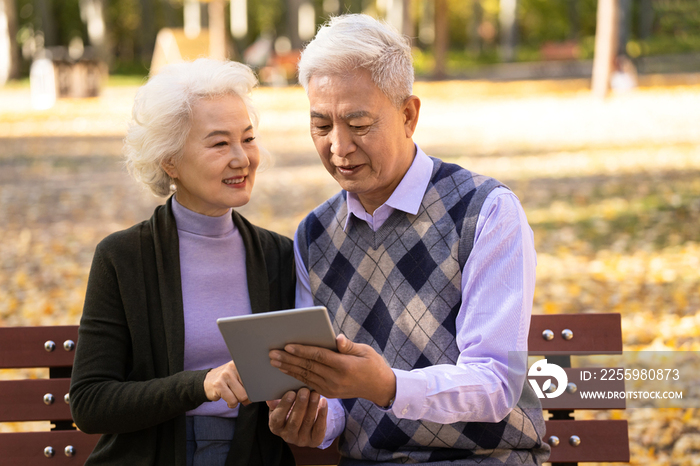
[517,0,597,45]
[8,0,700,78]
[248,0,285,38]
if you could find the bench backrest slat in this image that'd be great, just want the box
[0,326,79,368]
[0,378,73,422]
[529,314,622,355]
[0,430,99,465]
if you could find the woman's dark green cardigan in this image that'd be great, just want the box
[70,197,297,466]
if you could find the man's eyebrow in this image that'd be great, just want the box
[343,111,371,120]
[309,111,372,120]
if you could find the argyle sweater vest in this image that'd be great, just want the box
[297,158,549,464]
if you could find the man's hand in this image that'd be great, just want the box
[269,334,396,407]
[267,388,328,447]
[203,360,250,408]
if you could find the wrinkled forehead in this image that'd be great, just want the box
[307,69,391,110]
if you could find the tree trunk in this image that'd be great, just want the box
[386,0,412,38]
[418,0,434,45]
[140,0,156,61]
[1,0,20,84]
[36,0,57,47]
[592,0,619,98]
[499,0,517,62]
[567,0,579,40]
[160,0,176,28]
[298,1,315,42]
[434,0,448,78]
[617,0,632,56]
[184,0,201,39]
[208,0,227,59]
[287,0,302,49]
[230,0,248,40]
[468,0,483,55]
[79,0,111,64]
[638,0,654,40]
[402,0,413,39]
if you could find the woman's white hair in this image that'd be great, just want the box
[297,14,414,108]
[124,58,259,197]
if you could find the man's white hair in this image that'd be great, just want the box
[297,14,414,108]
[124,58,258,197]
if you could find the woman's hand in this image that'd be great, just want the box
[267,388,328,447]
[203,361,250,408]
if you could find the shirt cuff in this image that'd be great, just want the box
[384,369,427,420]
[318,397,344,449]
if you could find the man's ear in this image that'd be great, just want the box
[161,157,178,179]
[402,95,421,138]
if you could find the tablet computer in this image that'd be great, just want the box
[217,306,337,402]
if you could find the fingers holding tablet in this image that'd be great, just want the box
[204,360,251,408]
[267,389,328,448]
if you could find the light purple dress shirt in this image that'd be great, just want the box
[173,197,252,418]
[293,146,537,448]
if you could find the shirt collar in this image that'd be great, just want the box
[344,145,433,231]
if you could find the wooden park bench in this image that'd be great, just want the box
[0,313,629,465]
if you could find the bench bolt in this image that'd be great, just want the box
[65,445,76,457]
[544,382,557,394]
[64,393,70,404]
[542,329,554,341]
[43,393,55,405]
[562,329,574,340]
[566,382,578,393]
[44,340,56,352]
[44,446,55,458]
[63,340,75,351]
[569,435,581,446]
[548,435,560,447]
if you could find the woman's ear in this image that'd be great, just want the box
[161,157,178,179]
[402,95,421,139]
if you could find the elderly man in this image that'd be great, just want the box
[268,14,550,465]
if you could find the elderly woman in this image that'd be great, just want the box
[70,59,296,466]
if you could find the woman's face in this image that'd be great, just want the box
[163,93,260,217]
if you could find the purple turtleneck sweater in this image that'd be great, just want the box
[172,197,252,418]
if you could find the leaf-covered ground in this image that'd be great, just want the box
[1,77,699,463]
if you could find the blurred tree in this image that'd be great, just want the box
[161,0,177,27]
[434,0,447,77]
[383,0,412,37]
[79,0,110,63]
[6,0,700,79]
[208,0,227,59]
[566,0,578,39]
[499,0,517,62]
[617,0,632,56]
[0,0,20,83]
[248,0,284,39]
[468,0,483,54]
[140,0,156,60]
[638,0,653,39]
[36,0,56,46]
[592,0,619,98]
[106,0,143,71]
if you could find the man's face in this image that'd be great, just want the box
[307,68,419,214]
